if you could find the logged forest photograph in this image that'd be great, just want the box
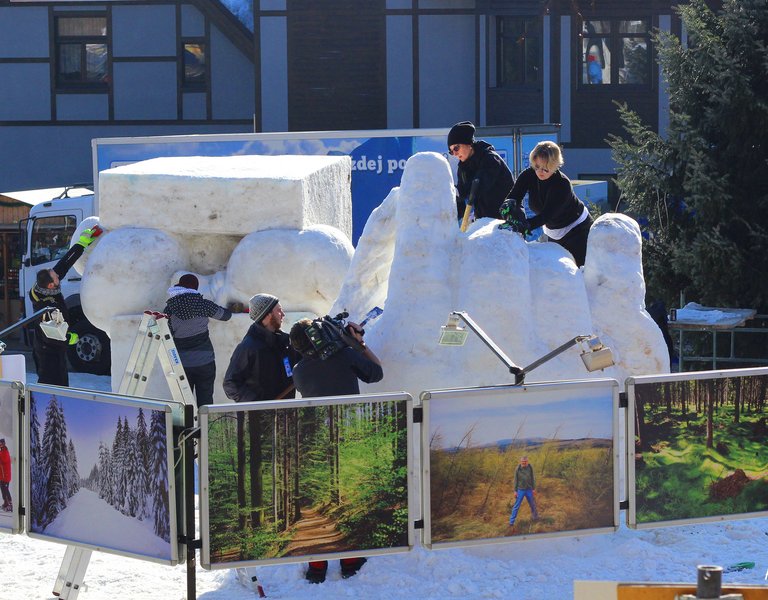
[633,374,768,525]
[205,399,409,563]
[428,385,616,545]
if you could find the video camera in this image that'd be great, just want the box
[304,311,365,360]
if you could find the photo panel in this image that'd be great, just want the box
[422,379,620,549]
[25,385,182,565]
[627,368,768,529]
[200,392,413,569]
[0,356,25,534]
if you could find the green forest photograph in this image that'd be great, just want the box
[633,374,768,525]
[427,384,616,545]
[205,399,409,564]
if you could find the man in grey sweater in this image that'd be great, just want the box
[164,274,233,408]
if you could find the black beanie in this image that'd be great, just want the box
[447,121,475,148]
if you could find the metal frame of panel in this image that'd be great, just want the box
[199,392,415,570]
[0,380,23,534]
[24,383,184,566]
[626,367,768,529]
[421,379,620,549]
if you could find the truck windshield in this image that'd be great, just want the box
[31,215,77,266]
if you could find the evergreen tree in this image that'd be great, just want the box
[29,396,46,530]
[609,0,768,310]
[149,410,171,542]
[135,408,151,520]
[67,439,80,498]
[40,396,70,529]
[97,442,113,503]
[123,425,141,517]
[112,417,127,513]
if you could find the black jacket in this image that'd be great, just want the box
[509,167,587,231]
[293,347,383,398]
[223,323,299,402]
[28,243,85,352]
[456,141,515,220]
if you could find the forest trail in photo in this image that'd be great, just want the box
[283,506,347,555]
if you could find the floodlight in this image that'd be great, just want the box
[438,311,614,385]
[39,309,69,341]
[0,306,70,353]
[438,313,469,346]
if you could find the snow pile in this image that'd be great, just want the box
[333,152,669,397]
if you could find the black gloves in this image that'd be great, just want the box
[499,199,531,235]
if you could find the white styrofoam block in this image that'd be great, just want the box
[98,154,352,238]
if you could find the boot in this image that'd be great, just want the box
[340,557,367,579]
[305,561,328,584]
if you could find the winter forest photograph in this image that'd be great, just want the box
[204,399,409,565]
[427,384,616,545]
[28,390,176,562]
[632,373,768,526]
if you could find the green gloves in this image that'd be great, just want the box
[67,332,79,346]
[76,228,98,248]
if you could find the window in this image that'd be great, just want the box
[30,216,78,266]
[55,16,109,88]
[581,19,650,86]
[497,17,540,86]
[182,41,207,88]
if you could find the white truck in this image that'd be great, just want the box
[19,186,110,374]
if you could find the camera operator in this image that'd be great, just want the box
[289,317,383,583]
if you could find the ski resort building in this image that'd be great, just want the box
[0,0,713,192]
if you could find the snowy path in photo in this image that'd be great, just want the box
[40,487,170,560]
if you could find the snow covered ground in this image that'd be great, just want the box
[0,370,765,599]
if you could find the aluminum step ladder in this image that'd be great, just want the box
[53,311,195,599]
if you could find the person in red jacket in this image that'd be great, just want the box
[0,438,11,512]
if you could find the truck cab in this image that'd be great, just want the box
[19,187,110,374]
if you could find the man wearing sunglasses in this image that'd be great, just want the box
[447,121,514,223]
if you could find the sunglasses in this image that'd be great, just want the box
[533,164,550,173]
[449,144,461,156]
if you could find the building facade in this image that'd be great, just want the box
[0,0,694,192]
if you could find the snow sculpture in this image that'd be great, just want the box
[75,155,354,399]
[331,151,669,397]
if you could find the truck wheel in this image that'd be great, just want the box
[67,323,111,376]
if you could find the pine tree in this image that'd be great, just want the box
[123,425,140,517]
[112,417,127,513]
[29,395,46,530]
[135,408,151,520]
[67,439,80,498]
[97,442,113,504]
[40,396,70,528]
[149,410,170,542]
[609,0,768,310]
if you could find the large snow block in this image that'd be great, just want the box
[98,155,352,238]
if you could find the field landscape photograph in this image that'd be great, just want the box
[205,398,409,565]
[427,383,616,545]
[633,373,768,525]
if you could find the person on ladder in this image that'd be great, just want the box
[29,227,100,386]
[163,273,235,408]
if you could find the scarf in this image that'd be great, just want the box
[33,283,60,298]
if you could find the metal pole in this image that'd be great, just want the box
[184,404,197,600]
[451,311,522,377]
[696,565,722,599]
